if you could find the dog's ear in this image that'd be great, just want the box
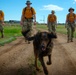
[48,32,57,39]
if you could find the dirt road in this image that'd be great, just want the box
[0,28,76,75]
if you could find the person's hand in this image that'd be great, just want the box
[75,21,76,27]
[65,25,67,28]
[2,22,5,25]
[20,21,23,25]
[47,25,48,27]
[56,25,57,28]
[34,21,36,25]
[65,22,68,28]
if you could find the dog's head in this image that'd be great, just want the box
[38,32,57,51]
[27,31,57,51]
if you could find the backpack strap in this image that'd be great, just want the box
[0,11,3,16]
[30,7,33,15]
[67,13,75,19]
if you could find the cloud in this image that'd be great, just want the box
[73,0,76,4]
[40,4,63,11]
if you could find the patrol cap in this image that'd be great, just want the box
[26,0,32,5]
[51,10,55,13]
[68,7,74,12]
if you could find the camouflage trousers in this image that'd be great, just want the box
[48,22,56,32]
[22,19,33,37]
[0,21,3,32]
[66,22,75,41]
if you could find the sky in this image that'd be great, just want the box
[0,0,76,23]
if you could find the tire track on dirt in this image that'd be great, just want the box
[0,26,36,75]
[0,38,24,56]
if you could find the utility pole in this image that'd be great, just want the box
[43,15,45,25]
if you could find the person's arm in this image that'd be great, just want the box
[20,15,24,25]
[55,15,57,26]
[2,12,5,25]
[47,15,49,27]
[65,15,68,28]
[75,15,76,27]
[33,14,36,25]
[32,8,36,25]
[20,9,24,25]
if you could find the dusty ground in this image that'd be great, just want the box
[0,27,76,75]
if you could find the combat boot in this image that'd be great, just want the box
[71,38,73,42]
[67,37,70,43]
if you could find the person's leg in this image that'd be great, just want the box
[0,23,4,38]
[48,22,52,32]
[52,23,56,33]
[27,19,33,44]
[1,30,4,38]
[67,24,70,43]
[21,19,28,42]
[71,23,75,42]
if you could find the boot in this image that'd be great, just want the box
[67,38,70,43]
[71,38,73,42]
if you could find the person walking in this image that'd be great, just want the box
[20,0,36,44]
[0,10,4,38]
[47,10,57,33]
[65,7,76,43]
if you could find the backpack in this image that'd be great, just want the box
[23,7,33,16]
[50,14,56,18]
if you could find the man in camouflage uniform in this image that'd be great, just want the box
[47,10,57,33]
[66,8,76,43]
[0,10,4,38]
[20,0,36,43]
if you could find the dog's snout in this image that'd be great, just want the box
[41,43,45,47]
[40,43,46,51]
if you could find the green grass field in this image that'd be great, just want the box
[0,25,76,46]
[0,25,22,46]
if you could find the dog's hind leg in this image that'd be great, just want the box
[47,54,52,65]
[39,56,48,75]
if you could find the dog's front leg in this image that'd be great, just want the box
[47,54,52,65]
[39,55,48,75]
[35,53,40,71]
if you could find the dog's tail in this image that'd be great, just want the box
[27,36,35,41]
[21,30,30,38]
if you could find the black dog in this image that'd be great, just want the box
[22,31,57,75]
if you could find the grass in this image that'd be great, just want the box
[37,24,76,38]
[0,25,22,46]
[27,56,42,75]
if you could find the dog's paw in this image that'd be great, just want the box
[46,61,52,65]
